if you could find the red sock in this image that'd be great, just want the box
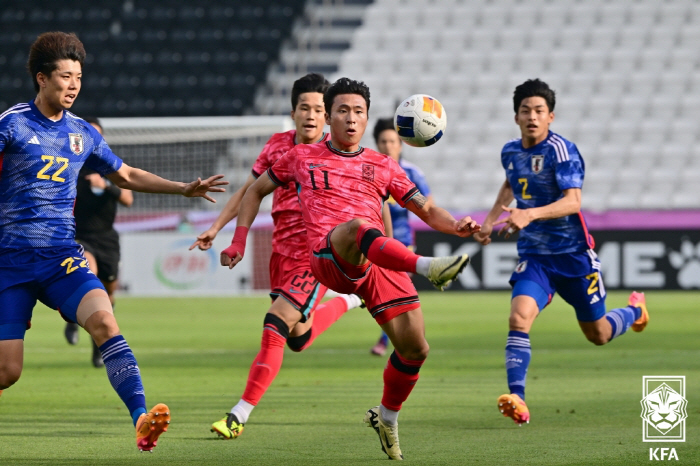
[381,351,424,411]
[357,224,420,273]
[241,326,286,405]
[302,297,349,351]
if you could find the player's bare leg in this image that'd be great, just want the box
[578,318,613,346]
[580,291,648,344]
[0,339,24,390]
[364,308,428,460]
[499,295,538,425]
[64,249,99,346]
[331,218,470,290]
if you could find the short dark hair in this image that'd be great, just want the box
[513,79,555,113]
[372,118,395,144]
[27,32,86,93]
[291,73,330,110]
[84,116,102,129]
[324,77,370,115]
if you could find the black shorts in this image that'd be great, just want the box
[75,230,120,283]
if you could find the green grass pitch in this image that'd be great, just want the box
[1,291,698,465]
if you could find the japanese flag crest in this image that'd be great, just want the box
[69,133,84,155]
[531,155,544,174]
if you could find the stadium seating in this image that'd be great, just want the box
[327,0,700,211]
[0,1,308,116]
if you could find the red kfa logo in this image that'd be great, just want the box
[649,448,678,461]
[362,164,374,182]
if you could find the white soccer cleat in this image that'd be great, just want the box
[364,406,403,460]
[426,254,470,291]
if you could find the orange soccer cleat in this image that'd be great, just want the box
[498,394,530,425]
[136,403,170,452]
[629,291,649,332]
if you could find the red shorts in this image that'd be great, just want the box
[269,252,328,323]
[310,235,420,325]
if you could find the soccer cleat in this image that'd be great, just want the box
[136,403,170,452]
[370,340,387,356]
[211,413,244,439]
[64,322,79,345]
[0,390,3,397]
[629,291,649,332]
[364,406,403,460]
[91,340,104,368]
[426,254,470,291]
[498,394,530,425]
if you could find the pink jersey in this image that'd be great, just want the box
[267,140,420,251]
[251,130,329,260]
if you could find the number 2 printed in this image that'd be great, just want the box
[37,155,69,182]
[518,178,532,200]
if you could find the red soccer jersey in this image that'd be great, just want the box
[267,140,420,251]
[251,130,329,260]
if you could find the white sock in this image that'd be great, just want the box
[231,399,255,424]
[340,293,362,310]
[380,404,399,426]
[415,256,432,277]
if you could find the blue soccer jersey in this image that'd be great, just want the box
[0,101,123,248]
[387,158,431,247]
[501,131,593,255]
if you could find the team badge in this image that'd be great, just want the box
[362,164,374,182]
[514,260,528,273]
[69,133,84,155]
[531,155,544,174]
[641,376,687,442]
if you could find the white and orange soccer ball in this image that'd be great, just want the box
[393,94,447,147]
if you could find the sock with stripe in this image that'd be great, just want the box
[286,294,360,352]
[357,224,421,274]
[380,350,424,422]
[99,335,147,426]
[241,313,289,408]
[605,305,641,341]
[505,331,531,400]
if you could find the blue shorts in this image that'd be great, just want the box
[0,245,106,340]
[509,249,607,322]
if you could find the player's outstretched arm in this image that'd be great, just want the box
[107,163,228,202]
[406,194,481,238]
[220,173,278,269]
[495,188,581,239]
[190,174,257,251]
[474,179,514,245]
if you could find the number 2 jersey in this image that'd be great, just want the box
[0,101,123,249]
[501,131,594,256]
[267,140,420,252]
[251,130,329,260]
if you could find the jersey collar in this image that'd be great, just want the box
[29,100,65,127]
[326,140,364,157]
[520,130,553,152]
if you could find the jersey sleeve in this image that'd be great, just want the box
[267,147,296,186]
[409,166,431,196]
[387,160,419,207]
[554,144,584,191]
[251,135,277,178]
[84,127,123,176]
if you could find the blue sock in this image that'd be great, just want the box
[505,331,531,400]
[99,335,147,426]
[380,332,389,345]
[605,305,640,340]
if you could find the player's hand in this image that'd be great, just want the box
[86,173,107,189]
[494,205,532,239]
[454,216,481,238]
[473,223,493,245]
[190,228,218,251]
[220,249,243,269]
[183,175,229,203]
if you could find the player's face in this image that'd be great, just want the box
[326,93,368,151]
[376,129,402,161]
[37,59,82,110]
[515,96,554,145]
[291,92,326,144]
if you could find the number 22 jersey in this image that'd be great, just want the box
[0,101,123,249]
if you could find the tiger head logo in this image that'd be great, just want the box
[640,383,688,435]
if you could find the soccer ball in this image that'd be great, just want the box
[394,94,447,147]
